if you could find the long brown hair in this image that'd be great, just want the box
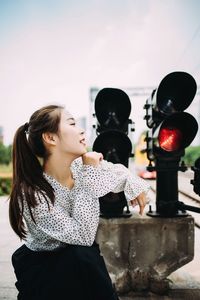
[9,105,64,239]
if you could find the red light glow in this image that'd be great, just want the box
[158,127,183,152]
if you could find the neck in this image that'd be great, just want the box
[43,153,76,184]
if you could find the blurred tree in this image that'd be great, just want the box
[183,146,200,166]
[0,143,12,165]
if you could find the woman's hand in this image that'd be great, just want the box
[130,192,148,215]
[82,151,104,167]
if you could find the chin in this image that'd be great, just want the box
[81,149,88,155]
[75,149,87,158]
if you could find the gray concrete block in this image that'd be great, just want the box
[96,213,194,294]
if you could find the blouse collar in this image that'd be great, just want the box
[43,170,76,192]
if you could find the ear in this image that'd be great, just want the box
[42,132,57,146]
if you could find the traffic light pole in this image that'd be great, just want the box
[147,156,200,217]
[156,158,181,216]
[147,157,188,217]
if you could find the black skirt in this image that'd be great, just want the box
[12,242,119,300]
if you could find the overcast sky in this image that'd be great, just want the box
[0,0,200,145]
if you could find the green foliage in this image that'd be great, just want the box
[182,146,200,166]
[0,143,12,165]
[0,163,12,174]
[0,177,12,196]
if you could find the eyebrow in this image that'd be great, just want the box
[67,117,75,121]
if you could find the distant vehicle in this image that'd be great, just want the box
[134,132,156,180]
[138,170,156,180]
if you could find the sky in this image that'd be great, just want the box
[0,0,200,145]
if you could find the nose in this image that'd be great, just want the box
[79,128,85,136]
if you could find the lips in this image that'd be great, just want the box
[80,138,86,146]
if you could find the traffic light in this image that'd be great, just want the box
[191,157,200,196]
[92,88,134,218]
[144,71,199,217]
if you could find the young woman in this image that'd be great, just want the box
[9,105,150,300]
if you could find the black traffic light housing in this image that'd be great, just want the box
[144,71,199,217]
[191,157,200,196]
[92,88,134,218]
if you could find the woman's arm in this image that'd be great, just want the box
[81,159,149,197]
[72,153,150,213]
[24,191,99,246]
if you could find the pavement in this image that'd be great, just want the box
[1,195,200,300]
[0,196,21,300]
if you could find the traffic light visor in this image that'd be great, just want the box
[93,130,132,165]
[156,72,197,114]
[95,88,131,128]
[158,112,198,152]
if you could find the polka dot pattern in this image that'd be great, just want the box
[23,158,150,251]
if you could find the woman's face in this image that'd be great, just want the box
[56,109,87,158]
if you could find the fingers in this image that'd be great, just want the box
[82,151,104,166]
[99,152,104,161]
[130,192,148,215]
[139,193,147,215]
[130,199,138,207]
[139,203,145,215]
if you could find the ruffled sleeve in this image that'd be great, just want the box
[72,158,150,201]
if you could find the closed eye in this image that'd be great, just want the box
[67,117,76,126]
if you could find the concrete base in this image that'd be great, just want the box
[96,213,194,295]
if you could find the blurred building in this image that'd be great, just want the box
[76,116,87,131]
[76,116,88,143]
[0,126,3,144]
[89,87,99,147]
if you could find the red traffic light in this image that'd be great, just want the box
[156,112,198,153]
[158,127,183,152]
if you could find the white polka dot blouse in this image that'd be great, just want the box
[22,158,150,251]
